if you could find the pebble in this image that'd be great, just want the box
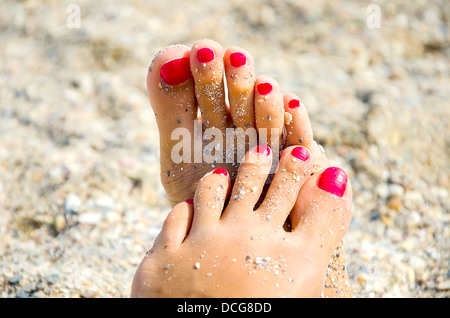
[78,212,103,225]
[46,274,59,285]
[64,194,82,214]
[386,195,402,211]
[8,275,23,285]
[93,196,115,212]
[436,281,450,291]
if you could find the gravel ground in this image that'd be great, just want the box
[0,0,448,298]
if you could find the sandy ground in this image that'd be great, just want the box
[0,0,448,298]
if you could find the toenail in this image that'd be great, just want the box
[196,47,215,63]
[291,146,310,161]
[288,99,301,109]
[229,52,247,68]
[255,145,271,156]
[160,57,191,86]
[317,167,348,197]
[185,198,194,205]
[213,167,228,177]
[256,82,272,95]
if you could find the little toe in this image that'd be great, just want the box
[254,76,285,161]
[224,47,256,129]
[223,145,272,218]
[191,168,231,228]
[291,166,353,259]
[256,146,313,226]
[283,93,329,173]
[190,39,229,130]
[154,200,194,249]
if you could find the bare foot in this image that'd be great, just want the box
[148,40,286,207]
[131,145,352,297]
[147,39,329,207]
[146,39,350,297]
[283,93,351,297]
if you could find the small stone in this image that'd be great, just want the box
[387,195,402,211]
[54,214,66,232]
[375,183,389,199]
[436,280,450,291]
[358,275,367,285]
[64,194,81,214]
[46,274,59,285]
[8,275,23,285]
[400,240,415,251]
[78,212,103,225]
[16,291,30,298]
[388,183,404,197]
[94,196,114,212]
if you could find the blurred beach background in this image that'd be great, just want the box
[0,0,448,297]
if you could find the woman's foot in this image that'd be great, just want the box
[146,39,349,297]
[147,39,327,208]
[131,146,352,297]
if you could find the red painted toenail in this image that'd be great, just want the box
[288,99,300,109]
[317,167,348,197]
[160,57,191,86]
[213,167,228,177]
[229,52,247,67]
[185,198,194,205]
[255,145,271,156]
[257,82,272,95]
[197,47,215,63]
[291,146,310,161]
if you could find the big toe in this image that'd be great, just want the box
[147,44,197,153]
[291,167,352,258]
[147,45,202,206]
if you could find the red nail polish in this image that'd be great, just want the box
[255,145,271,156]
[196,47,215,63]
[317,167,348,197]
[213,167,228,177]
[229,52,246,67]
[160,57,191,86]
[185,198,194,205]
[291,146,310,161]
[288,99,300,109]
[257,82,272,95]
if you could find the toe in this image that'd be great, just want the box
[223,145,272,218]
[191,168,231,227]
[291,166,352,258]
[147,45,197,156]
[254,76,285,167]
[283,93,329,173]
[256,146,313,226]
[224,47,256,129]
[154,200,194,249]
[190,39,229,130]
[147,45,200,206]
